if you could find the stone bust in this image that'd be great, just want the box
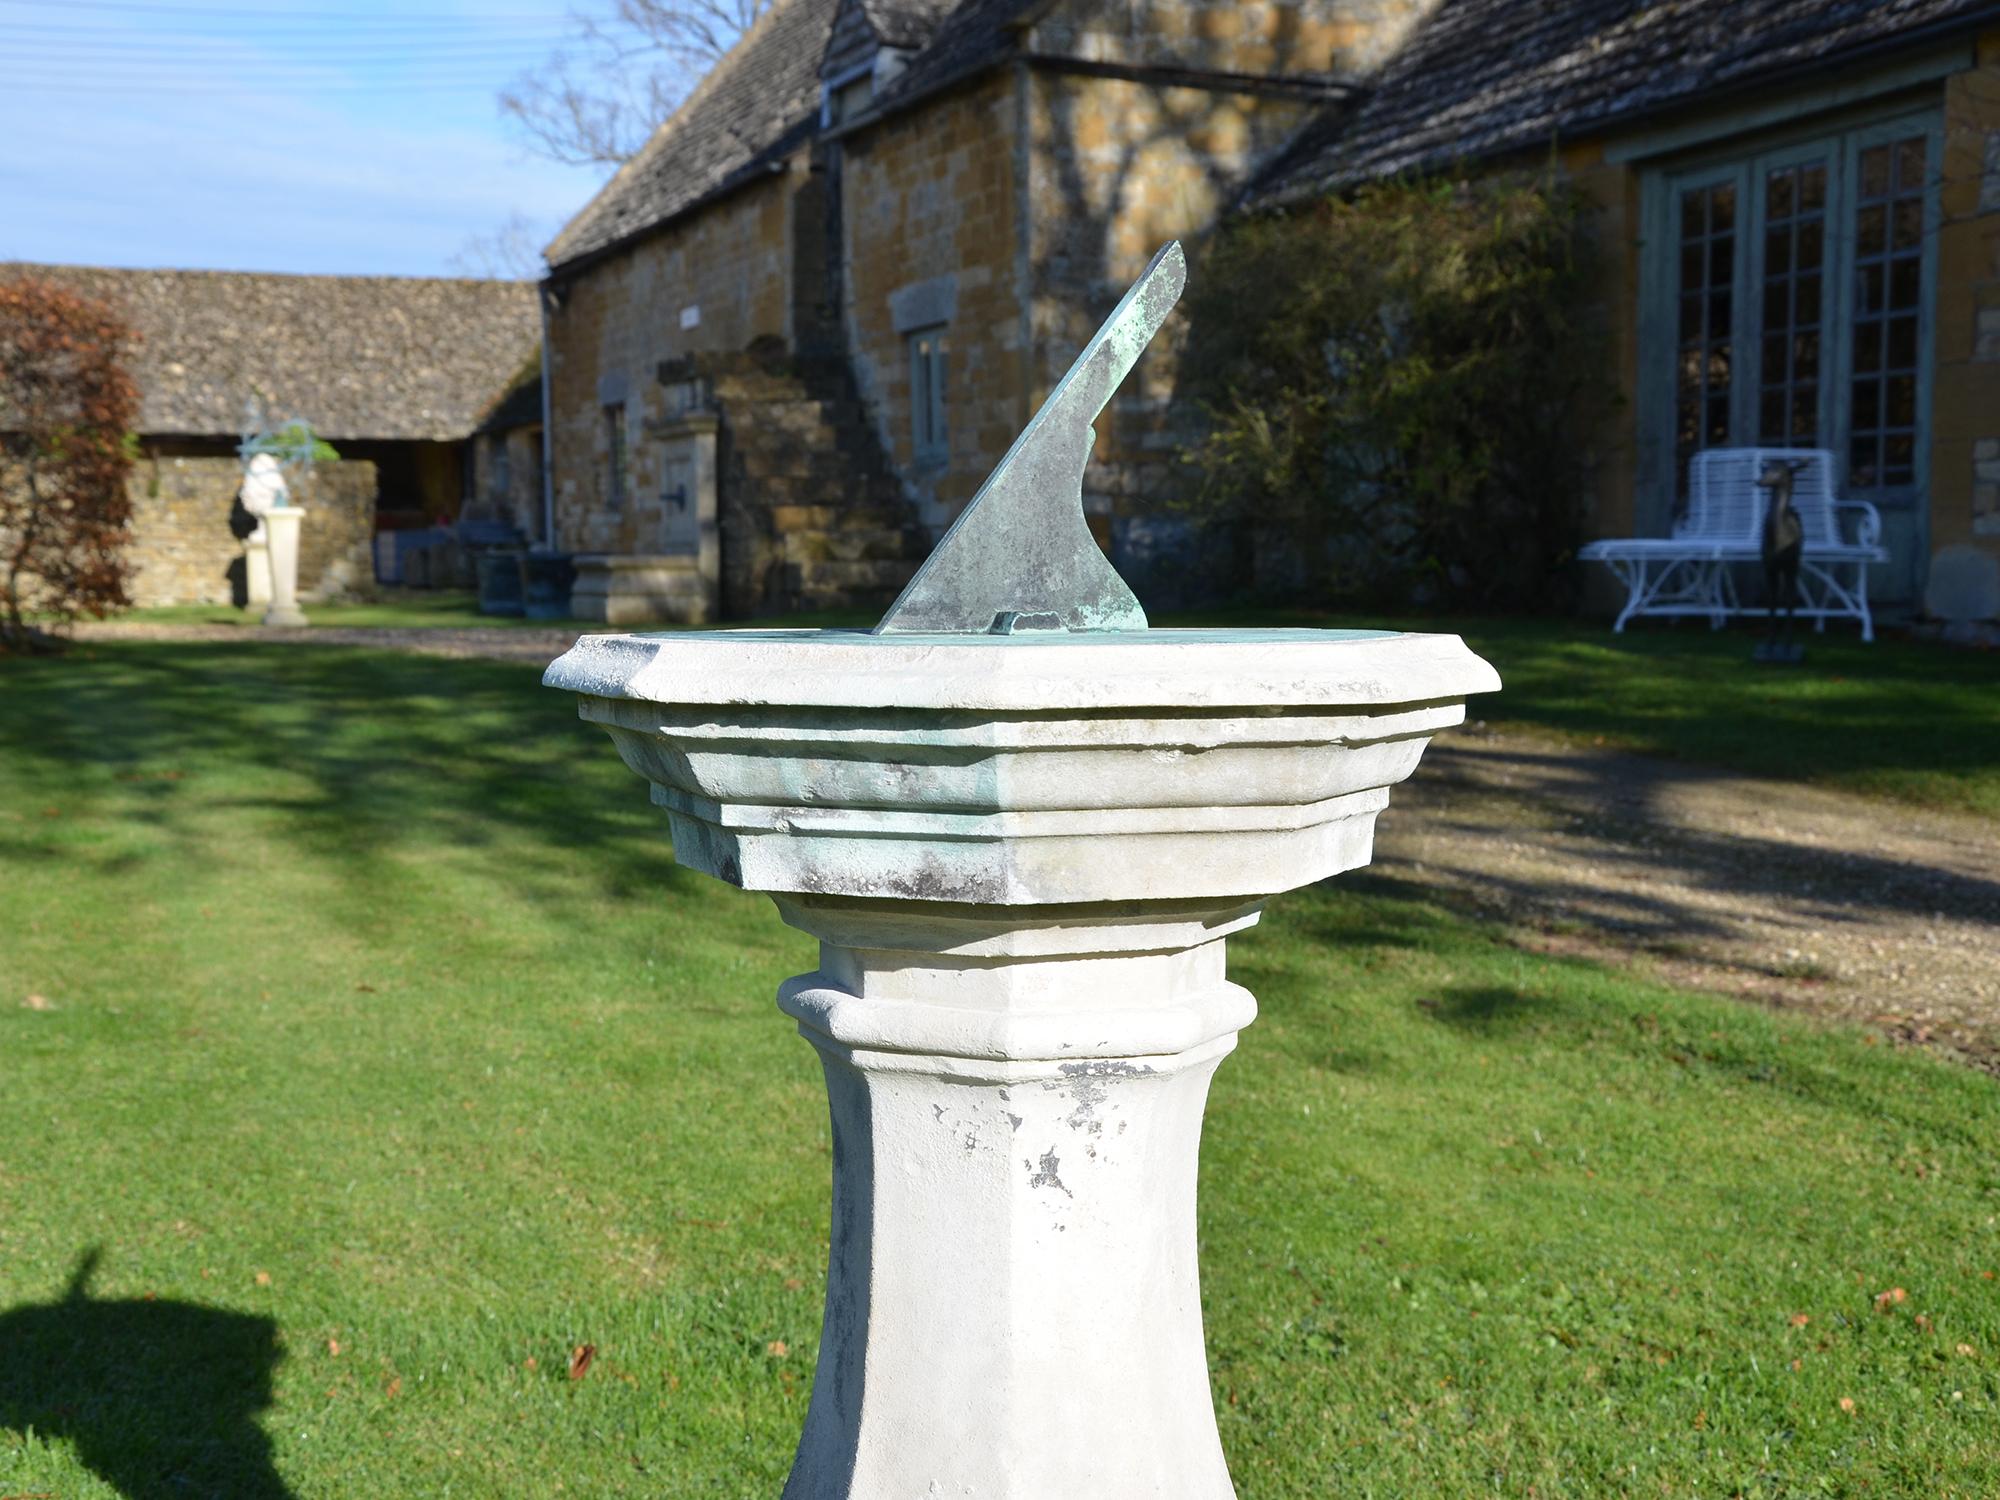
[240,453,289,525]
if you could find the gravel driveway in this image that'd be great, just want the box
[74,622,2000,1069]
[1378,724,2000,1072]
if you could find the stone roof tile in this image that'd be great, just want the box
[545,0,842,271]
[858,0,960,49]
[0,263,540,442]
[866,0,1036,113]
[1255,0,1998,203]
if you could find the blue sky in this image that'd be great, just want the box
[0,0,620,277]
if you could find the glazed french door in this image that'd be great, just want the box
[1646,111,1939,598]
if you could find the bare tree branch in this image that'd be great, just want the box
[449,213,551,281]
[500,0,770,167]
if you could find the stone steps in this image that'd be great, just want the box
[686,347,930,617]
[644,345,922,618]
[767,502,913,532]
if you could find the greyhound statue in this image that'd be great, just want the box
[1754,457,1808,663]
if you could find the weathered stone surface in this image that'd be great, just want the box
[260,507,308,628]
[1926,542,2000,621]
[570,553,711,625]
[546,622,1499,1497]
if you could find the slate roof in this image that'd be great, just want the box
[545,0,842,271]
[0,263,540,442]
[1255,0,2000,205]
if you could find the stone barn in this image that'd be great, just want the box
[0,264,540,607]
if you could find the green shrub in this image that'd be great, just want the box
[1178,170,1613,611]
[245,419,340,466]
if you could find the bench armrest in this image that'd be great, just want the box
[1832,500,1882,548]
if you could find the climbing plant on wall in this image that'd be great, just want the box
[1178,169,1612,612]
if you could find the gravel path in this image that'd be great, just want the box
[75,622,2000,1069]
[1377,725,2000,1071]
[73,620,583,665]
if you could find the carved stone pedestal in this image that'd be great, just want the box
[260,506,307,627]
[545,628,1498,1498]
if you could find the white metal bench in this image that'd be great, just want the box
[1579,446,1888,640]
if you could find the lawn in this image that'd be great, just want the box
[1175,608,2000,817]
[2,641,1994,1497]
[112,591,588,631]
[112,592,2000,813]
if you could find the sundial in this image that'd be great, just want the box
[874,241,1181,635]
[543,244,1500,1497]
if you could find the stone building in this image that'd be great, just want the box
[541,0,1421,621]
[0,264,540,606]
[1250,0,2000,614]
[546,0,1997,622]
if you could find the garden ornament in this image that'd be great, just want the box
[1755,456,1807,664]
[239,441,308,627]
[239,453,288,518]
[545,241,1500,1497]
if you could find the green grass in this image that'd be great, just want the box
[111,590,2000,812]
[1171,609,2000,816]
[111,591,587,630]
[1,643,1994,1497]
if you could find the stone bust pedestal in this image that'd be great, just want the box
[240,453,305,626]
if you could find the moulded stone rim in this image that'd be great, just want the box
[543,626,1503,711]
[779,973,1259,1063]
[770,893,1267,957]
[654,782,1392,837]
[584,697,1466,751]
[792,1021,1245,1081]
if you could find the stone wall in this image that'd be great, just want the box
[840,70,1029,535]
[1935,30,2000,556]
[545,161,807,554]
[1027,0,1432,77]
[124,455,377,606]
[1025,71,1325,598]
[469,425,546,541]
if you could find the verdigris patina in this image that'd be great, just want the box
[871,242,1184,635]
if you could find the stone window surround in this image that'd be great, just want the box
[892,274,956,473]
[603,400,628,511]
[906,323,949,470]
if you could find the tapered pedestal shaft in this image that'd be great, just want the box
[774,895,1258,1500]
[261,506,307,627]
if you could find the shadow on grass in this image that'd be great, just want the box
[0,642,712,932]
[0,1250,293,1500]
[1423,983,1565,1029]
